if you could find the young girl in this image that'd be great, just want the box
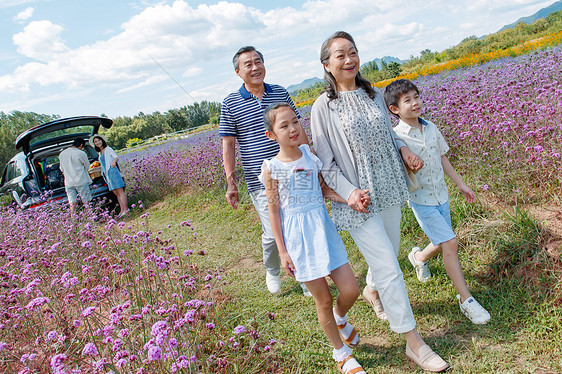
[259,102,366,374]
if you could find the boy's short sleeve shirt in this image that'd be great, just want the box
[394,118,449,206]
[219,83,299,193]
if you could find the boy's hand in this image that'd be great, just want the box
[459,184,476,203]
[400,147,424,171]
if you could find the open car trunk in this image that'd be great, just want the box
[10,116,114,209]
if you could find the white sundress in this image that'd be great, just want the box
[259,145,348,282]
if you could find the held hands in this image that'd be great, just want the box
[281,252,296,278]
[348,189,370,213]
[400,147,424,171]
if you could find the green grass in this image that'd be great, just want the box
[140,187,561,373]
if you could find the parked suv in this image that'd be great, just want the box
[0,116,114,209]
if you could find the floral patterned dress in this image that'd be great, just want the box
[331,89,410,231]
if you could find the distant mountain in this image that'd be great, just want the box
[286,77,323,94]
[498,1,562,32]
[287,56,403,94]
[361,56,404,69]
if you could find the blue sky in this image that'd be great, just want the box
[0,0,556,118]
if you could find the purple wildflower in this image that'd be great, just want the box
[82,343,99,356]
[147,346,162,362]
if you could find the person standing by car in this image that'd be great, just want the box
[90,134,129,218]
[220,45,309,295]
[59,138,92,215]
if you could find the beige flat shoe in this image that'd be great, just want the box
[362,286,387,321]
[405,344,449,372]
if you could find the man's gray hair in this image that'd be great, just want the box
[232,46,264,70]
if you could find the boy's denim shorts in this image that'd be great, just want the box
[409,200,456,246]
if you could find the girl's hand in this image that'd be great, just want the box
[348,189,369,213]
[360,193,370,208]
[280,253,296,277]
[110,161,117,168]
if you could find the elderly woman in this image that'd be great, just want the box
[90,134,129,218]
[311,31,448,372]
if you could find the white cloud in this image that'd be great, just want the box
[183,67,203,78]
[0,0,36,8]
[0,0,557,116]
[460,22,477,29]
[13,20,69,60]
[13,6,33,22]
[360,22,424,44]
[0,0,269,94]
[448,0,553,13]
[116,75,168,94]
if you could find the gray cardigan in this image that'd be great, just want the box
[310,88,409,208]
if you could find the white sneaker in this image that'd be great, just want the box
[408,247,431,282]
[457,295,491,324]
[300,282,312,297]
[265,273,281,294]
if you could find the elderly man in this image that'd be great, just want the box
[220,46,309,295]
[59,138,92,215]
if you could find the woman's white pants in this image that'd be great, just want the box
[348,204,416,333]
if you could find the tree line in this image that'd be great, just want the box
[399,10,562,76]
[0,111,59,170]
[98,101,221,150]
[0,101,221,168]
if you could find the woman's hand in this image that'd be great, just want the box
[110,161,117,168]
[280,252,296,277]
[348,188,370,213]
[400,147,424,171]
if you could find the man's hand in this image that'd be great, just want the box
[225,182,239,209]
[222,136,239,209]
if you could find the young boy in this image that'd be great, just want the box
[384,79,491,325]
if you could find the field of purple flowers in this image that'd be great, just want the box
[417,48,562,202]
[0,46,560,373]
[0,205,279,373]
[120,132,227,205]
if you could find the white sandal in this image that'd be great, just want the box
[337,355,366,374]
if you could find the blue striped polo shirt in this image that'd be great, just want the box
[219,83,299,192]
